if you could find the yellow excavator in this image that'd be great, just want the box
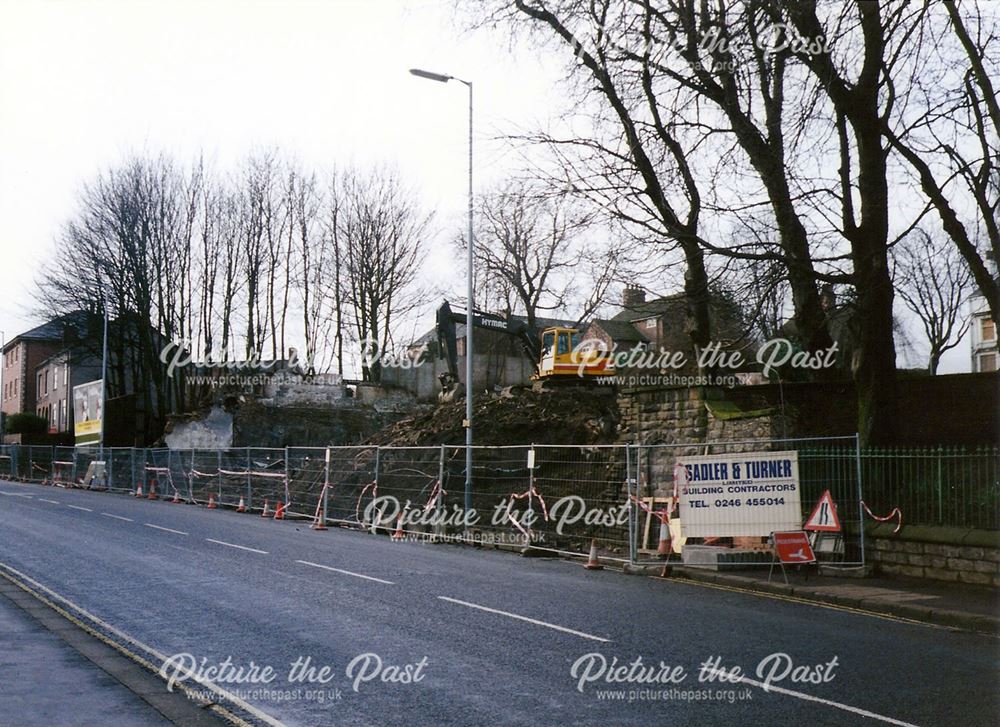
[435,302,613,401]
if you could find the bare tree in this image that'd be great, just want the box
[37,153,195,440]
[469,182,620,328]
[894,228,973,374]
[285,166,324,369]
[876,0,999,322]
[330,167,430,382]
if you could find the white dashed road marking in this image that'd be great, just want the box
[437,596,610,643]
[102,513,134,522]
[206,538,268,554]
[295,560,394,585]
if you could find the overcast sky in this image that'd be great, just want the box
[0,0,975,373]
[0,0,559,333]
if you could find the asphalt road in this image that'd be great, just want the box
[1,479,996,727]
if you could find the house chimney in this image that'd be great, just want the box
[623,285,646,308]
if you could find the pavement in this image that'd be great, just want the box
[1,478,998,727]
[0,577,229,727]
[641,565,1000,636]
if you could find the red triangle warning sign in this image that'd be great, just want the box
[804,490,841,532]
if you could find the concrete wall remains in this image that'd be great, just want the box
[164,406,234,449]
[381,353,536,401]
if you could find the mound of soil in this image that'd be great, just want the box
[365,386,620,447]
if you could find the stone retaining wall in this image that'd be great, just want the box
[866,524,1000,587]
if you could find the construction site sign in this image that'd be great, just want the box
[73,379,102,447]
[804,489,841,532]
[772,530,817,564]
[677,450,801,538]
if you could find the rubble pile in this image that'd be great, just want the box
[365,386,620,447]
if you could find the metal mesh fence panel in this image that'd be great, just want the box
[453,445,533,548]
[530,444,629,558]
[245,448,288,512]
[25,446,53,482]
[50,445,77,485]
[322,446,380,526]
[106,447,140,494]
[73,447,103,489]
[364,446,444,533]
[144,448,177,499]
[0,444,14,480]
[186,449,222,505]
[284,447,327,521]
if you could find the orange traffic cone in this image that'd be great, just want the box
[237,496,246,513]
[260,499,270,518]
[134,483,143,497]
[391,514,405,541]
[311,512,328,531]
[584,539,604,570]
[147,480,158,500]
[171,489,182,504]
[657,520,671,557]
[207,493,217,509]
[273,501,286,520]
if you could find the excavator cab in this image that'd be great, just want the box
[535,327,614,381]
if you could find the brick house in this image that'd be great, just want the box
[584,286,748,369]
[34,349,102,436]
[970,293,998,373]
[581,318,651,353]
[2,320,67,427]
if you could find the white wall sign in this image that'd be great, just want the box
[678,450,801,538]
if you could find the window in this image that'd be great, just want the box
[61,399,67,431]
[981,317,997,343]
[542,331,555,356]
[557,332,570,355]
[645,318,657,329]
[64,365,68,386]
[979,352,998,373]
[54,366,59,390]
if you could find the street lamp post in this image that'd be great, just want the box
[0,330,6,438]
[98,300,108,461]
[409,67,475,520]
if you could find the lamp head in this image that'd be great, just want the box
[409,68,452,83]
